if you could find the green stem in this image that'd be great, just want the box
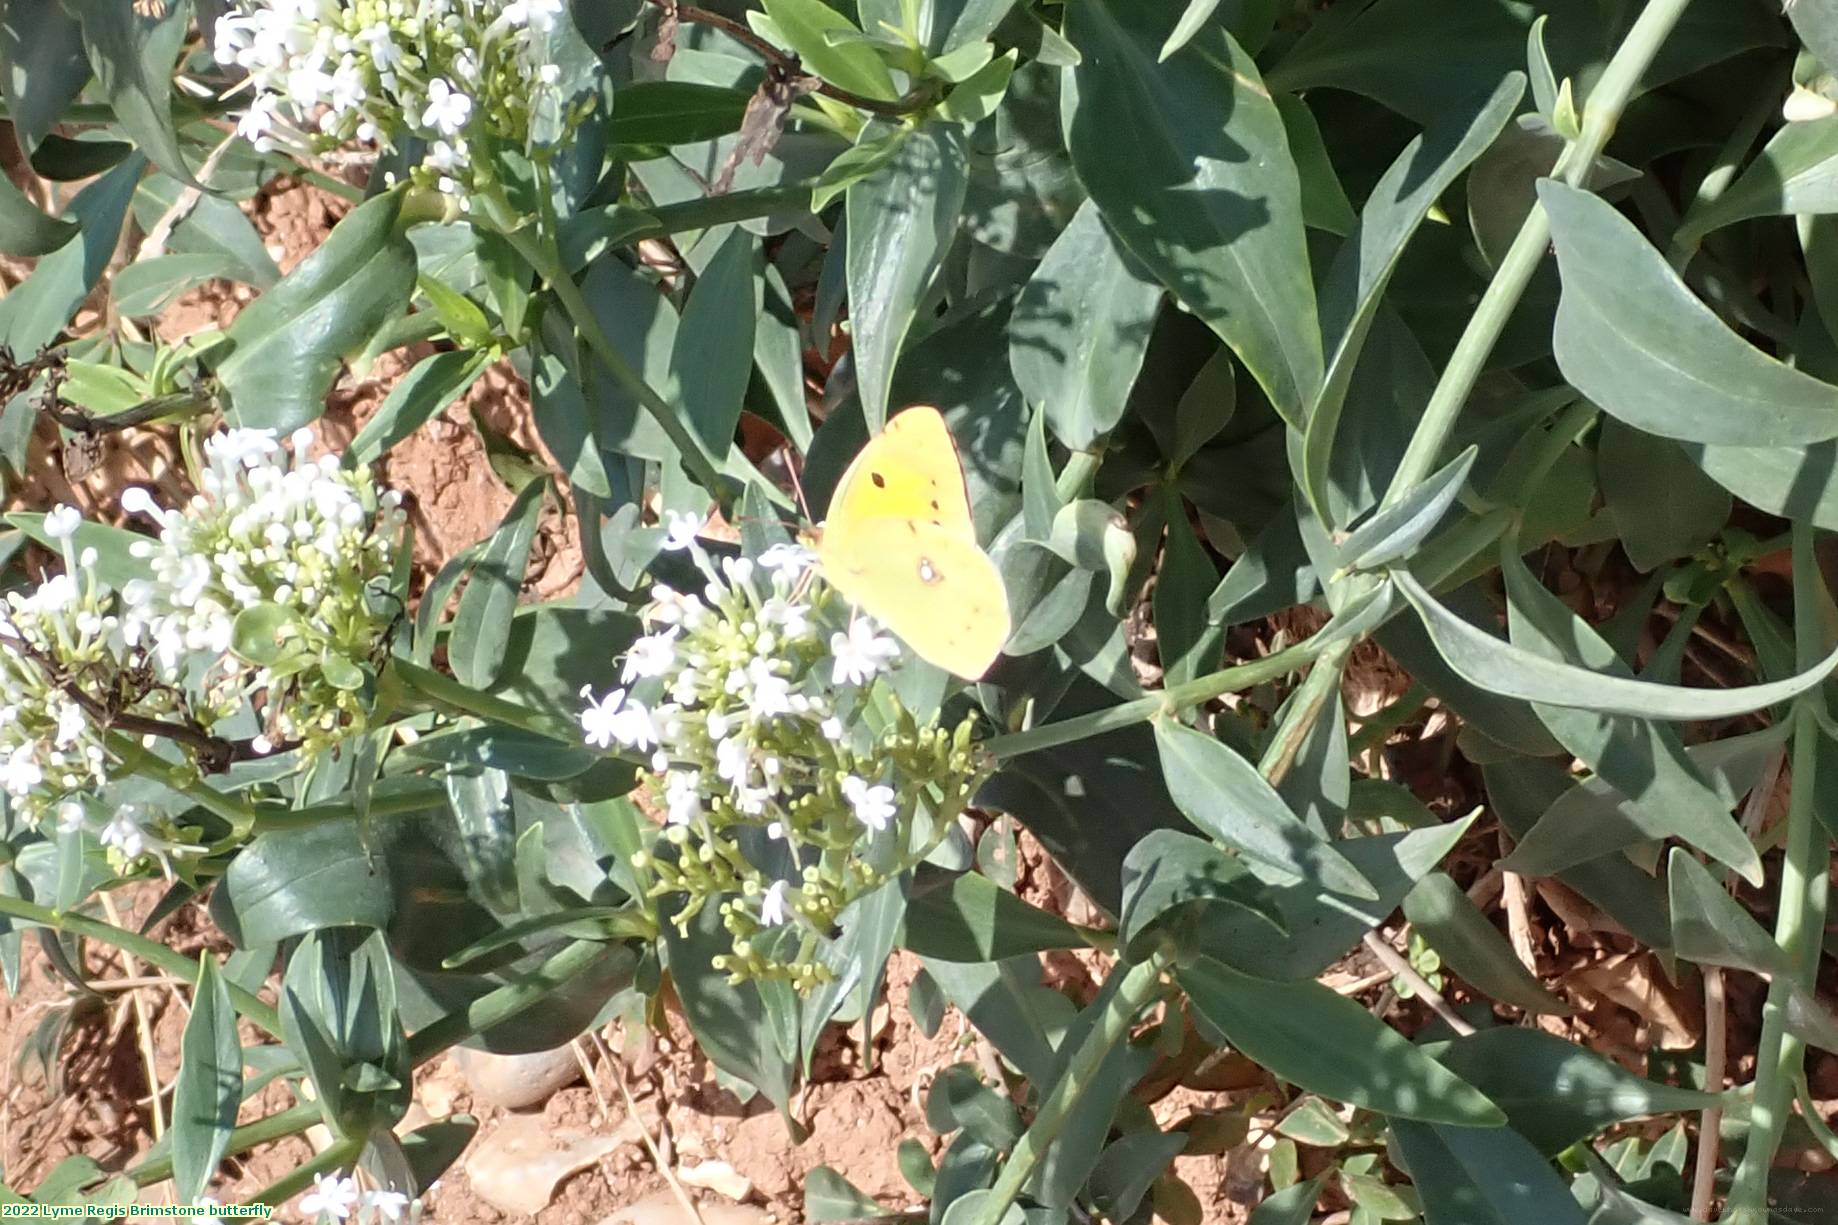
[1721,524,1832,1222]
[1258,639,1351,788]
[1378,0,1696,509]
[983,636,1328,760]
[111,737,265,837]
[250,1132,364,1216]
[971,952,1169,1225]
[497,223,728,495]
[640,183,816,238]
[128,1101,322,1188]
[0,894,281,1038]
[389,658,583,745]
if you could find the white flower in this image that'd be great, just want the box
[359,1188,412,1222]
[820,716,843,741]
[759,542,815,574]
[579,688,657,751]
[830,619,901,687]
[660,511,703,552]
[759,880,790,927]
[299,1171,361,1220]
[420,78,473,135]
[0,745,44,797]
[663,770,702,825]
[622,629,679,683]
[746,658,794,718]
[192,1197,230,1225]
[841,775,897,833]
[42,504,82,540]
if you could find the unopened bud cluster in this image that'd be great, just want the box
[580,520,986,989]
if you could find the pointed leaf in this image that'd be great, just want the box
[1402,873,1568,1015]
[449,479,549,691]
[1666,848,1790,977]
[172,955,241,1203]
[1390,1119,1587,1225]
[1180,956,1504,1125]
[1394,570,1838,721]
[1065,0,1320,425]
[1542,180,1838,447]
[1335,446,1477,575]
[1154,718,1374,898]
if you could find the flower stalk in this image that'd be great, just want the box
[1379,0,1698,509]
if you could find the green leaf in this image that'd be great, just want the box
[1496,552,1765,884]
[938,50,1016,125]
[0,0,90,154]
[1666,847,1791,977]
[674,227,759,457]
[919,957,1059,1082]
[1009,199,1163,450]
[1505,722,1785,882]
[1394,569,1838,721]
[417,274,494,349]
[1482,757,1673,951]
[217,190,418,432]
[608,81,752,146]
[1154,718,1374,898]
[1542,180,1838,447]
[846,123,969,431]
[111,252,247,315]
[346,349,492,469]
[1301,74,1521,525]
[0,154,142,354]
[1402,873,1569,1015]
[1066,0,1320,426]
[1179,956,1504,1126]
[1202,820,1474,981]
[1089,1130,1185,1221]
[68,0,197,186]
[926,1063,1023,1150]
[1119,829,1284,960]
[1389,1119,1587,1225]
[662,901,795,1110]
[811,129,906,212]
[763,0,898,100]
[1248,1173,1329,1225]
[4,512,147,591]
[1335,447,1477,576]
[901,870,1085,961]
[0,169,75,256]
[1154,501,1219,686]
[1275,93,1355,236]
[450,479,549,691]
[1679,113,1838,243]
[479,605,641,721]
[806,1166,889,1222]
[1430,1028,1715,1154]
[171,955,241,1204]
[1597,419,1730,572]
[212,819,395,946]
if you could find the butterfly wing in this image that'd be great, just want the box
[824,521,1010,679]
[817,406,1009,678]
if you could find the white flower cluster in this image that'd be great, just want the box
[297,1170,427,1222]
[580,519,984,986]
[0,509,139,824]
[213,0,580,197]
[122,428,405,756]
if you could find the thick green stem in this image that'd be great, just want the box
[1721,524,1832,1221]
[984,636,1328,760]
[250,1132,364,1213]
[128,1101,323,1188]
[389,658,582,745]
[1379,0,1697,509]
[498,224,728,495]
[0,894,281,1038]
[972,952,1169,1224]
[1258,640,1351,788]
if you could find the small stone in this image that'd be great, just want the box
[451,1043,583,1110]
[463,1115,621,1216]
[678,1160,752,1202]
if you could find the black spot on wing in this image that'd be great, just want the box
[871,471,887,488]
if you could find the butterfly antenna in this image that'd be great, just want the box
[783,444,814,524]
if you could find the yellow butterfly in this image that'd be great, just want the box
[813,405,1011,679]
